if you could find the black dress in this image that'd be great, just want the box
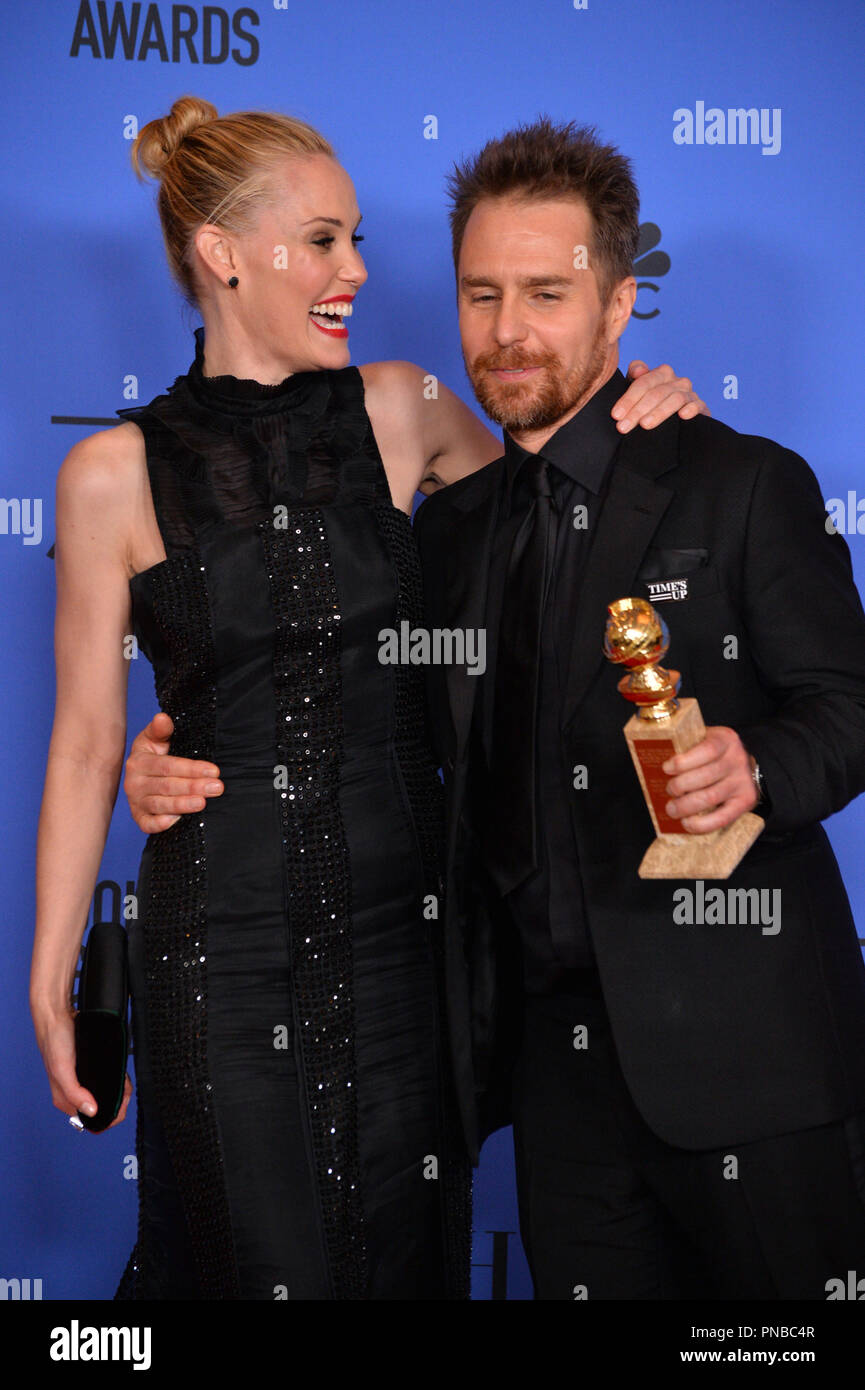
[114,326,471,1300]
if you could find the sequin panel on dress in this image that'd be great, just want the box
[260,511,368,1300]
[117,550,240,1300]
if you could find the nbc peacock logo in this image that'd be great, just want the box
[632,224,670,321]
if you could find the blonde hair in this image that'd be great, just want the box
[131,94,335,307]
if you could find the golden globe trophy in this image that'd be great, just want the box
[603,597,763,879]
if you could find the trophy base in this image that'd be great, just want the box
[622,698,764,879]
[638,812,765,880]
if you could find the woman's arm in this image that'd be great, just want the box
[358,360,500,509]
[360,359,708,505]
[31,430,137,1128]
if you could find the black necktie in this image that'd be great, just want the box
[484,455,557,894]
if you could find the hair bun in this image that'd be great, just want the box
[131,95,219,181]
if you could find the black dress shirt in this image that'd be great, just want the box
[474,369,626,993]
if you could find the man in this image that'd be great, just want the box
[410,118,865,1300]
[123,120,865,1300]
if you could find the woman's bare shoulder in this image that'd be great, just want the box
[357,359,425,388]
[357,360,426,418]
[56,420,146,505]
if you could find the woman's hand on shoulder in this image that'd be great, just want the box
[613,361,710,432]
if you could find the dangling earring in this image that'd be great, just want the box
[227,276,239,288]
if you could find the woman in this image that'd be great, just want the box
[31,95,705,1300]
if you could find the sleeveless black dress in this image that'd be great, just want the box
[114,326,471,1300]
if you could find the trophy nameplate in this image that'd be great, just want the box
[603,597,763,879]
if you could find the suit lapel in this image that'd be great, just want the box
[561,418,679,737]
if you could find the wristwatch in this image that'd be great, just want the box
[749,755,766,805]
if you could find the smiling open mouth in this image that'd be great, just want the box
[309,300,353,337]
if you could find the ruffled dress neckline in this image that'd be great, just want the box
[185,325,330,417]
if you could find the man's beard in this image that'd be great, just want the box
[464,319,609,432]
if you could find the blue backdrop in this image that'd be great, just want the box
[2,0,863,1302]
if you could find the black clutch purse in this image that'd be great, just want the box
[74,921,129,1133]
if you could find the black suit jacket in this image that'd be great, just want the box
[414,411,865,1163]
